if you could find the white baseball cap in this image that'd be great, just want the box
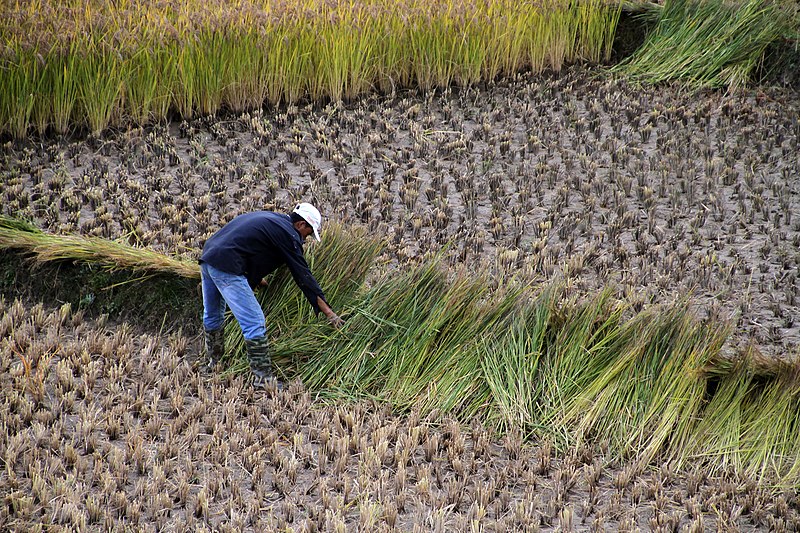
[293,202,322,241]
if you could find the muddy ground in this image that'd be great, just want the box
[2,65,800,530]
[2,66,799,359]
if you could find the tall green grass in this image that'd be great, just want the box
[617,0,797,89]
[0,0,621,138]
[4,215,800,487]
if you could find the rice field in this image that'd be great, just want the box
[2,0,800,530]
[3,297,798,531]
[0,0,620,139]
[4,298,794,531]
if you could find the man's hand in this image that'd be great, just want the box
[317,296,344,329]
[258,278,268,288]
[326,312,345,329]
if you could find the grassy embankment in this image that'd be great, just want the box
[0,0,620,139]
[3,216,800,488]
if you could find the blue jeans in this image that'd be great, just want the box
[201,262,266,340]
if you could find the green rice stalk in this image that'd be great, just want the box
[538,288,627,427]
[558,305,710,460]
[617,0,793,89]
[683,355,763,476]
[191,31,227,117]
[390,275,524,416]
[221,32,269,112]
[48,43,80,135]
[31,65,52,136]
[223,224,384,371]
[454,10,487,85]
[482,287,554,431]
[284,259,528,421]
[76,42,123,136]
[373,7,413,91]
[125,46,162,125]
[546,5,578,71]
[173,41,195,119]
[290,258,451,393]
[264,19,313,106]
[737,362,800,484]
[636,315,727,465]
[409,13,444,90]
[575,0,622,63]
[481,1,527,80]
[124,32,178,126]
[0,49,40,139]
[525,7,552,73]
[308,7,379,102]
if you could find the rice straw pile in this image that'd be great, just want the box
[5,216,800,485]
[0,215,200,279]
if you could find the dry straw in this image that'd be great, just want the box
[0,215,200,279]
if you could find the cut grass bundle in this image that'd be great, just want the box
[481,287,554,431]
[0,215,200,279]
[617,0,797,89]
[560,304,728,463]
[270,259,531,421]
[538,289,628,429]
[686,352,800,484]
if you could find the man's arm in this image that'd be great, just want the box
[261,276,343,328]
[278,237,343,326]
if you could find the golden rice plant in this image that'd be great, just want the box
[0,0,621,138]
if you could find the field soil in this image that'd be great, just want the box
[2,65,800,530]
[3,66,799,359]
[2,300,797,531]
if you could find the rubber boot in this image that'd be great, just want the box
[203,328,224,370]
[245,336,281,390]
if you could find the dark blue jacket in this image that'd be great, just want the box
[200,211,326,313]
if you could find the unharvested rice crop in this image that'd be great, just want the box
[0,0,620,138]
